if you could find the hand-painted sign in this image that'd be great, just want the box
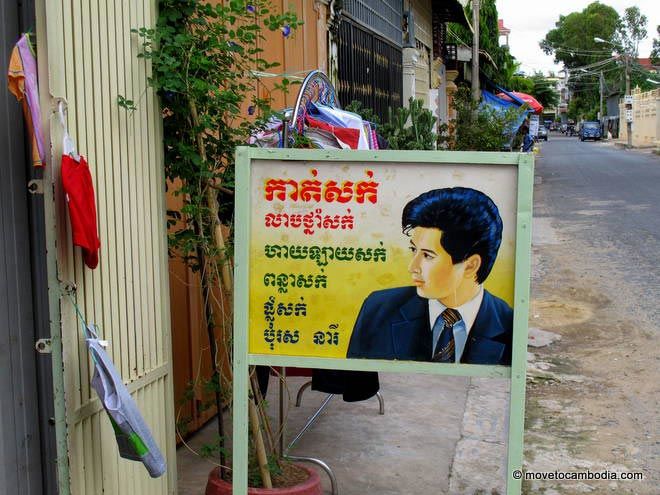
[233,148,534,495]
[249,159,518,365]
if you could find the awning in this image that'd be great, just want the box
[433,0,470,29]
[481,90,521,111]
[480,90,532,142]
[496,91,544,114]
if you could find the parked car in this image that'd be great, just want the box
[537,125,548,141]
[579,121,602,141]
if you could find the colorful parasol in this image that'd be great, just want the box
[496,91,544,114]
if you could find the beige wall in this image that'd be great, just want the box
[40,0,176,493]
[619,88,660,147]
[412,0,433,105]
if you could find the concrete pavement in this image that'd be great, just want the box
[177,374,510,494]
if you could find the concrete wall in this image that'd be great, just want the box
[618,88,660,147]
[412,0,432,106]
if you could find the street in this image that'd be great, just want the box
[525,134,659,494]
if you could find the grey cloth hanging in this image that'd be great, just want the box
[85,324,166,478]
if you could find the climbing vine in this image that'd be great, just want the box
[122,0,301,484]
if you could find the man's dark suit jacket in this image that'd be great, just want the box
[312,286,513,402]
[347,286,513,365]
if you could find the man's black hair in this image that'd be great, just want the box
[402,187,503,284]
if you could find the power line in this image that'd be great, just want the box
[568,56,618,72]
[569,65,623,79]
[551,46,614,56]
[446,27,471,51]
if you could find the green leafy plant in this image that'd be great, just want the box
[121,0,301,487]
[448,0,516,88]
[379,98,438,150]
[344,100,381,125]
[343,91,524,152]
[347,97,438,151]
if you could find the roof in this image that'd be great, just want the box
[637,58,659,72]
[498,19,511,35]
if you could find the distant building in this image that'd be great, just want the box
[498,19,510,48]
[557,70,571,123]
[636,57,659,74]
[542,75,561,121]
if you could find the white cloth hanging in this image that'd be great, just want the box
[58,101,81,161]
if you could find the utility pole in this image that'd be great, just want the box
[594,37,633,147]
[599,71,604,122]
[471,0,480,103]
[625,54,632,148]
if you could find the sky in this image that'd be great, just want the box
[496,0,660,75]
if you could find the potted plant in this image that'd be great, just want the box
[205,465,322,495]
[125,0,320,491]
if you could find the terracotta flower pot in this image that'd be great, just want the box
[205,465,322,495]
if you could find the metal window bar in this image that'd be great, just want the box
[343,0,403,47]
[338,17,402,124]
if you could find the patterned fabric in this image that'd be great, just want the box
[369,126,379,150]
[432,308,462,362]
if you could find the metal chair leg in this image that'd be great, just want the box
[285,454,338,495]
[295,380,313,407]
[287,394,334,451]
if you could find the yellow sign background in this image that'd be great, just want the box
[249,160,518,358]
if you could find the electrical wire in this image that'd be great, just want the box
[568,56,618,72]
[568,65,623,79]
[446,26,471,50]
[548,46,615,56]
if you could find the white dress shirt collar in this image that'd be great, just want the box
[427,286,485,337]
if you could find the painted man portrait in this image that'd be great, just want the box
[346,187,513,365]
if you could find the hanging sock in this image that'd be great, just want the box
[7,33,46,167]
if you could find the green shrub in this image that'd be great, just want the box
[450,86,525,151]
[347,97,438,150]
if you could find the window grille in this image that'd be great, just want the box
[343,0,403,47]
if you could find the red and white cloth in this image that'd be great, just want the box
[59,104,100,269]
[305,115,360,149]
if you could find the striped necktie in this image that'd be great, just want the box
[432,308,462,362]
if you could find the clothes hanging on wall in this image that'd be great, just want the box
[85,323,166,478]
[7,33,46,167]
[59,104,101,269]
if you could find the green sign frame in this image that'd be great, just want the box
[233,147,534,494]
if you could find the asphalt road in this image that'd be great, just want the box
[525,134,659,494]
[535,135,660,326]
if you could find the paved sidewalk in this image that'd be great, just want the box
[177,374,509,494]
